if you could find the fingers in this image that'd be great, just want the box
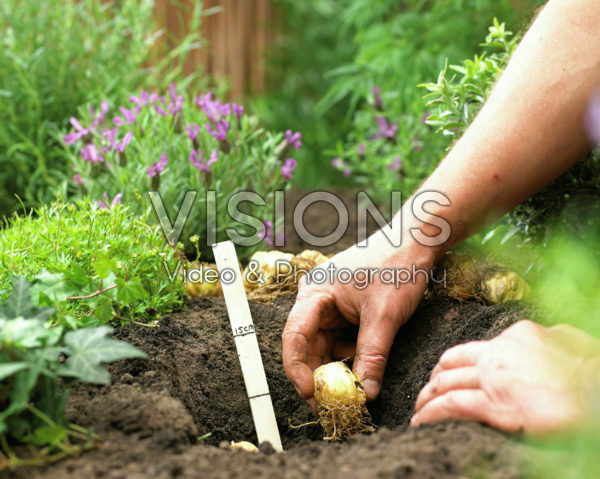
[353,305,399,400]
[415,366,480,412]
[430,341,488,379]
[282,291,338,400]
[411,389,490,427]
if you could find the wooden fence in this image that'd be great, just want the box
[155,0,277,101]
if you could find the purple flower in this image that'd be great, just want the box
[98,192,122,210]
[357,143,366,156]
[154,104,167,116]
[374,116,398,139]
[115,131,133,153]
[284,130,302,150]
[195,92,213,109]
[372,86,383,108]
[79,143,104,163]
[73,174,84,186]
[147,153,169,177]
[585,89,600,145]
[281,158,297,179]
[89,101,109,129]
[102,128,118,149]
[388,157,402,171]
[168,94,184,116]
[187,123,200,141]
[118,106,136,125]
[233,103,244,118]
[63,118,89,145]
[112,116,124,127]
[189,148,218,172]
[257,220,273,246]
[129,90,149,113]
[206,119,230,141]
[63,101,109,145]
[332,157,352,177]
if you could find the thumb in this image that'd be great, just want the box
[352,306,398,401]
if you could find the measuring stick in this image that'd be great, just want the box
[212,241,283,452]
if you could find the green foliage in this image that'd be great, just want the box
[0,0,204,217]
[59,86,297,260]
[322,0,543,200]
[250,0,356,188]
[421,18,518,140]
[423,19,600,249]
[0,199,185,328]
[0,277,145,462]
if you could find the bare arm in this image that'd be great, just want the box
[414,0,600,246]
[282,0,600,405]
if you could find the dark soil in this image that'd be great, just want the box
[4,190,546,478]
[6,295,544,479]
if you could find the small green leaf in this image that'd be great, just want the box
[59,326,146,385]
[94,295,115,324]
[32,425,68,446]
[0,362,28,381]
[116,277,149,304]
[93,254,118,280]
[0,276,32,318]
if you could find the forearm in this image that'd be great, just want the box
[402,0,600,253]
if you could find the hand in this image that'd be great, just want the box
[412,320,600,435]
[282,229,437,412]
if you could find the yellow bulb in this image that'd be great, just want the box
[229,441,259,453]
[313,362,366,406]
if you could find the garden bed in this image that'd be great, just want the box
[8,293,547,479]
[3,191,549,478]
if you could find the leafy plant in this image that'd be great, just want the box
[0,0,205,217]
[60,85,301,260]
[422,20,600,250]
[0,199,185,328]
[421,18,518,141]
[322,0,543,201]
[0,277,146,468]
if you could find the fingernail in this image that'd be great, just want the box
[410,414,419,426]
[362,378,381,399]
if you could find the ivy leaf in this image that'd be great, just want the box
[59,326,146,385]
[116,277,149,304]
[0,276,32,318]
[93,254,118,280]
[94,295,115,324]
[0,362,28,381]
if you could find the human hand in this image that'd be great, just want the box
[412,320,600,434]
[282,229,438,413]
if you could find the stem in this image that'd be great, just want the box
[67,284,117,300]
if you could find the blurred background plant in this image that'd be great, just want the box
[257,0,543,190]
[249,0,355,188]
[60,85,299,260]
[0,0,205,218]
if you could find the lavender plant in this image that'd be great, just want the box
[61,85,301,260]
[0,0,204,218]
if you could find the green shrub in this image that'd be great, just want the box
[0,277,146,467]
[59,86,299,260]
[0,199,185,328]
[0,0,203,217]
[422,20,600,250]
[322,0,543,199]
